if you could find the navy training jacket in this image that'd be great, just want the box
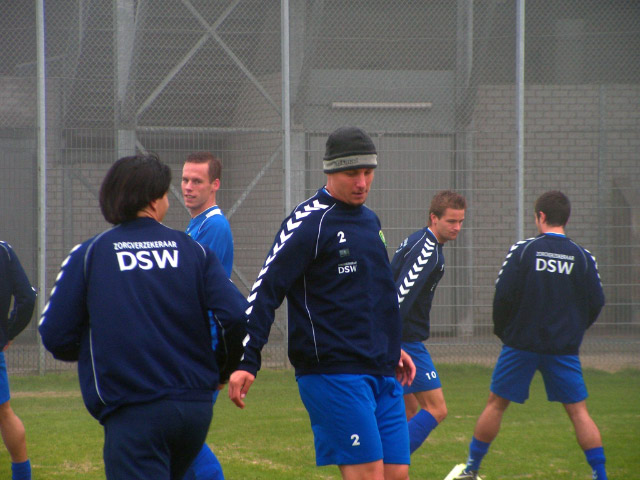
[391,228,444,342]
[493,233,605,355]
[239,188,402,378]
[39,218,247,422]
[0,241,36,350]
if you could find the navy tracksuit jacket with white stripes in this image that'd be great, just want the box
[493,233,605,355]
[238,187,402,378]
[390,228,444,343]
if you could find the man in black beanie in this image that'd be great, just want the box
[230,126,415,480]
[321,126,379,207]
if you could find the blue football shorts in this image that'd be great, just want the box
[297,373,410,467]
[401,341,442,394]
[491,345,588,404]
[0,352,10,404]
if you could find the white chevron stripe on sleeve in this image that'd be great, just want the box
[272,242,286,255]
[247,197,329,308]
[280,230,293,243]
[257,266,269,278]
[286,218,301,230]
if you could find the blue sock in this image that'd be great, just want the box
[585,446,607,480]
[12,460,31,480]
[183,444,224,480]
[466,437,490,472]
[408,410,439,454]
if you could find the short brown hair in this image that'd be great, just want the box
[428,190,467,226]
[100,154,171,225]
[534,190,571,227]
[185,151,222,182]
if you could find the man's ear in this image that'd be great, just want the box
[537,211,546,224]
[148,197,160,214]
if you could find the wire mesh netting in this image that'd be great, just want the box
[1,1,638,374]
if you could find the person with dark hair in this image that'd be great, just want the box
[534,189,571,226]
[39,154,248,480]
[229,127,415,480]
[98,153,173,225]
[181,151,233,480]
[450,190,608,480]
[391,190,466,457]
[0,241,36,480]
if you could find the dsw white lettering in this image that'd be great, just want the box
[116,250,179,271]
[536,258,574,275]
[338,264,357,274]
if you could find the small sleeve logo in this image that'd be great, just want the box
[379,230,387,247]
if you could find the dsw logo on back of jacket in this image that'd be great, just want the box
[39,218,248,423]
[493,233,605,355]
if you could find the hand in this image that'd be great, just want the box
[228,370,255,409]
[395,348,415,386]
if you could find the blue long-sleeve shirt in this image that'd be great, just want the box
[0,241,36,350]
[391,228,444,342]
[186,205,233,277]
[186,205,235,362]
[39,218,247,422]
[239,187,402,378]
[493,233,605,355]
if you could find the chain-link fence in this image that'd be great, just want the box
[1,0,638,374]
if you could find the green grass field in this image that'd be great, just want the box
[1,365,638,479]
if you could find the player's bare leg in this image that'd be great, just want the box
[563,400,602,450]
[564,401,608,480]
[411,388,447,423]
[405,388,447,453]
[448,393,509,479]
[472,393,510,443]
[340,460,384,480]
[0,401,28,462]
[339,460,409,480]
[384,462,410,480]
[404,393,419,421]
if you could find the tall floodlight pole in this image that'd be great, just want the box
[282,0,292,216]
[516,0,525,240]
[281,0,291,368]
[36,0,47,374]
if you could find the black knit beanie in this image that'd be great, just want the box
[323,126,377,173]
